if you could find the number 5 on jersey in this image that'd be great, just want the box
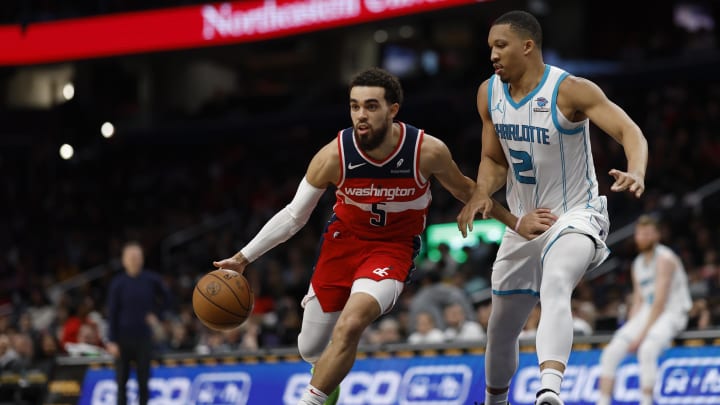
[370,203,387,226]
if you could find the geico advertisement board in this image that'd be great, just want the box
[78,346,720,404]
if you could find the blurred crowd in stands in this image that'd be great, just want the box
[1,76,718,378]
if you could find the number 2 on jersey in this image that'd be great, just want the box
[370,203,387,226]
[509,148,536,184]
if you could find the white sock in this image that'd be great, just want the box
[597,394,611,405]
[640,392,653,405]
[299,384,327,405]
[540,368,563,394]
[485,390,508,405]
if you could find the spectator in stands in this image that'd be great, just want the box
[165,321,195,353]
[64,324,107,357]
[420,243,459,280]
[408,269,475,333]
[33,331,60,376]
[11,332,35,371]
[9,332,46,405]
[16,312,37,343]
[59,301,88,348]
[195,331,233,354]
[688,298,711,330]
[106,241,172,405]
[25,289,55,332]
[0,334,18,371]
[442,303,486,342]
[368,317,403,345]
[476,301,492,333]
[408,312,445,345]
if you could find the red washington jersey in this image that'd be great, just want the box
[333,122,431,240]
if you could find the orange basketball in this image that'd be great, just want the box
[192,269,254,331]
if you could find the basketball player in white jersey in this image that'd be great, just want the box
[598,215,691,405]
[456,10,649,405]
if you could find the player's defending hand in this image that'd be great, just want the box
[457,193,495,238]
[213,252,250,274]
[517,208,557,240]
[609,169,645,198]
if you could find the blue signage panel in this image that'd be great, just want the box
[79,346,720,404]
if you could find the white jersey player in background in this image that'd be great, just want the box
[598,215,692,405]
[456,10,649,405]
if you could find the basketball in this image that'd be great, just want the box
[192,269,254,331]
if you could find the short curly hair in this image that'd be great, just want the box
[493,10,543,48]
[349,67,404,105]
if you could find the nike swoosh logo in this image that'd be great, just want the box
[347,162,367,170]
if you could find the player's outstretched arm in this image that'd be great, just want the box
[561,76,648,198]
[420,133,555,240]
[420,133,475,203]
[213,141,338,273]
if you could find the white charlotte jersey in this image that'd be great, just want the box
[488,65,601,215]
[632,244,692,313]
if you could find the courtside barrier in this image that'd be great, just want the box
[40,331,720,405]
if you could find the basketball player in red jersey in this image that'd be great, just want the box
[214,67,556,405]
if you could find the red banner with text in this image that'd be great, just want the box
[0,0,485,66]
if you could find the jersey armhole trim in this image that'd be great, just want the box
[551,72,585,135]
[414,129,428,188]
[336,129,347,188]
[487,75,495,114]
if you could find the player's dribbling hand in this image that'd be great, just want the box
[609,169,645,198]
[212,252,249,274]
[517,208,557,240]
[457,194,495,238]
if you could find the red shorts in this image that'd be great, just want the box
[310,219,419,312]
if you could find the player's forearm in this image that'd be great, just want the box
[453,176,478,204]
[240,206,307,261]
[621,128,648,178]
[475,157,508,196]
[240,177,324,262]
[489,201,517,230]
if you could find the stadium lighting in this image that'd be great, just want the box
[62,83,75,100]
[399,25,414,39]
[101,122,115,138]
[374,29,388,43]
[59,144,74,160]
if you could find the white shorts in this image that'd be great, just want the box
[302,278,404,315]
[614,305,688,347]
[492,196,610,296]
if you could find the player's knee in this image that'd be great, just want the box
[297,332,325,363]
[333,314,367,341]
[637,340,661,364]
[540,272,573,299]
[599,341,626,376]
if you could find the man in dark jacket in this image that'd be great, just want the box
[106,241,171,405]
